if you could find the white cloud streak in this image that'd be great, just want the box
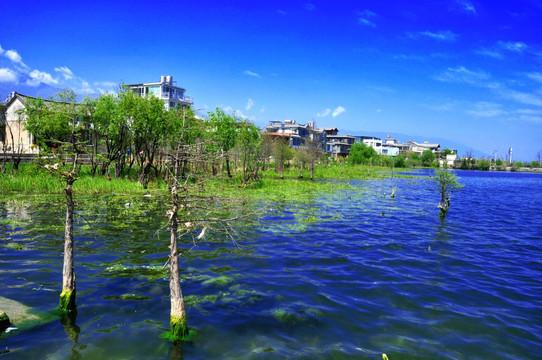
[246,98,254,111]
[317,108,331,117]
[244,70,261,78]
[456,0,476,14]
[498,41,528,53]
[55,66,74,80]
[332,106,346,117]
[527,72,542,83]
[434,66,490,84]
[409,30,458,42]
[358,10,377,27]
[94,81,118,87]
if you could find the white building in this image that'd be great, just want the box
[1,92,38,154]
[127,75,194,111]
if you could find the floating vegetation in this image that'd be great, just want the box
[271,302,324,327]
[102,294,152,301]
[104,264,169,281]
[202,275,233,287]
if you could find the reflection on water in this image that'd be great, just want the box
[1,170,542,359]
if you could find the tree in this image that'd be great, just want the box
[235,122,261,185]
[92,93,131,178]
[207,108,238,178]
[24,89,84,314]
[349,142,378,165]
[273,138,294,179]
[432,169,464,219]
[420,149,435,167]
[119,89,172,187]
[304,138,324,181]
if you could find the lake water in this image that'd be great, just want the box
[1,170,541,359]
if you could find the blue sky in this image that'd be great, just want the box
[1,0,541,161]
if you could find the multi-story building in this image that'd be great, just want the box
[326,134,356,157]
[127,75,194,111]
[263,120,326,151]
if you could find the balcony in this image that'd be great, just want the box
[160,93,194,104]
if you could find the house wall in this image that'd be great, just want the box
[1,98,36,153]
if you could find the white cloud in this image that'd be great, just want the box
[332,106,346,117]
[55,66,74,80]
[409,30,458,42]
[501,89,542,107]
[0,68,18,83]
[246,98,254,111]
[94,81,118,87]
[467,102,504,117]
[260,107,265,113]
[317,108,331,117]
[527,72,542,83]
[358,18,376,27]
[434,66,490,84]
[26,69,59,87]
[476,48,503,59]
[0,44,4,55]
[358,10,377,27]
[78,80,95,95]
[498,41,528,53]
[456,0,476,14]
[5,49,23,64]
[244,70,261,78]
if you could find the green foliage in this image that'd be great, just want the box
[442,148,453,155]
[495,159,504,166]
[432,169,464,219]
[478,159,491,171]
[420,149,435,167]
[349,142,378,164]
[394,155,407,168]
[513,161,524,167]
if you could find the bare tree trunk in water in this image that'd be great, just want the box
[59,174,77,313]
[169,139,188,339]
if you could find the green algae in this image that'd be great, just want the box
[59,288,76,313]
[102,294,152,301]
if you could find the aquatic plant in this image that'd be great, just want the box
[432,169,464,219]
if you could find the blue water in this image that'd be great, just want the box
[1,170,541,359]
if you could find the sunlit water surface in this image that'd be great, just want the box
[1,170,541,359]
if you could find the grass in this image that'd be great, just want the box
[0,161,403,201]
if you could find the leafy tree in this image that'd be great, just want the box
[259,134,275,171]
[408,151,420,167]
[24,89,86,315]
[92,93,131,178]
[432,169,464,219]
[495,158,503,166]
[235,121,261,185]
[478,159,490,171]
[420,149,435,167]
[349,142,378,164]
[304,138,324,181]
[119,89,172,187]
[273,138,294,179]
[207,108,238,178]
[394,154,407,168]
